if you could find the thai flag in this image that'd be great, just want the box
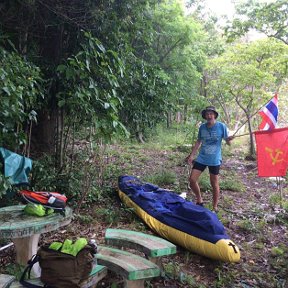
[258,94,278,130]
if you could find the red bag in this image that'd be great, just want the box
[20,190,67,211]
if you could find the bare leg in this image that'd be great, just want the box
[189,169,203,203]
[210,174,220,211]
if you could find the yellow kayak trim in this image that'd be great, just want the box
[119,189,240,263]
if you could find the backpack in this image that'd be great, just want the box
[20,190,67,214]
[20,241,97,288]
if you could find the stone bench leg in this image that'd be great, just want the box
[12,234,41,276]
[148,257,164,276]
[125,279,145,288]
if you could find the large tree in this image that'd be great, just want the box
[0,0,209,148]
[225,0,288,45]
[206,38,288,156]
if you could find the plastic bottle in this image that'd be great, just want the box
[89,239,97,252]
[89,239,97,265]
[48,196,56,204]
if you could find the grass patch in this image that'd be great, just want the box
[198,171,211,191]
[269,193,284,206]
[163,262,203,287]
[94,205,135,225]
[2,263,24,280]
[220,178,245,192]
[144,169,177,187]
[197,170,245,193]
[220,170,245,192]
[236,219,255,232]
[75,214,94,224]
[271,246,285,257]
[145,123,197,149]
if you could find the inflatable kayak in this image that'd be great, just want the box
[118,175,240,262]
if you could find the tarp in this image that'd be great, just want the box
[118,175,228,244]
[0,147,32,185]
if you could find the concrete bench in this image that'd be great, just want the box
[97,245,160,288]
[0,274,15,288]
[0,264,107,288]
[105,228,177,266]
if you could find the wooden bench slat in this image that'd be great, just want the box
[105,229,177,258]
[97,246,160,281]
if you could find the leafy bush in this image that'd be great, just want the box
[0,46,43,148]
[57,32,128,141]
[0,173,12,199]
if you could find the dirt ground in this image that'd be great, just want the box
[1,144,287,287]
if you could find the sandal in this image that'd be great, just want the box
[196,202,204,206]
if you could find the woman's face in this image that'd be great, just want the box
[205,111,216,123]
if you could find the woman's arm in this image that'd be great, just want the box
[186,139,202,165]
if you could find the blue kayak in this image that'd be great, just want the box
[118,175,240,262]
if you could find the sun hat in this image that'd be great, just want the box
[201,106,219,119]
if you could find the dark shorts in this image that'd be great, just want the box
[192,161,220,175]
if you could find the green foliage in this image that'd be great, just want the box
[146,123,198,148]
[29,156,58,192]
[116,0,208,140]
[236,219,255,232]
[269,244,287,282]
[198,171,210,191]
[94,207,119,225]
[118,56,171,140]
[74,214,94,225]
[226,0,288,45]
[94,205,135,225]
[198,164,246,194]
[0,172,12,199]
[29,151,110,205]
[271,246,285,257]
[163,262,203,287]
[206,38,288,156]
[214,266,237,287]
[269,193,283,206]
[57,32,128,140]
[220,178,245,192]
[0,46,43,148]
[144,169,177,187]
[3,263,24,280]
[163,262,181,280]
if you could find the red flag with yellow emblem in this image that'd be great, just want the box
[254,127,288,177]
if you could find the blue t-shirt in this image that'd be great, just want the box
[196,121,228,166]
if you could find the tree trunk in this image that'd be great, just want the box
[247,114,255,157]
[55,108,64,169]
[183,104,188,123]
[31,109,58,155]
[166,112,172,128]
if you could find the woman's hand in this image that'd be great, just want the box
[226,135,234,145]
[185,154,194,165]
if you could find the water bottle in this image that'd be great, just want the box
[48,195,56,204]
[89,239,97,265]
[89,239,97,253]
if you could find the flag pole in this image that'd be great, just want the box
[233,132,251,138]
[232,94,277,137]
[277,177,283,208]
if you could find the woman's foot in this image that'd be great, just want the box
[196,202,204,206]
